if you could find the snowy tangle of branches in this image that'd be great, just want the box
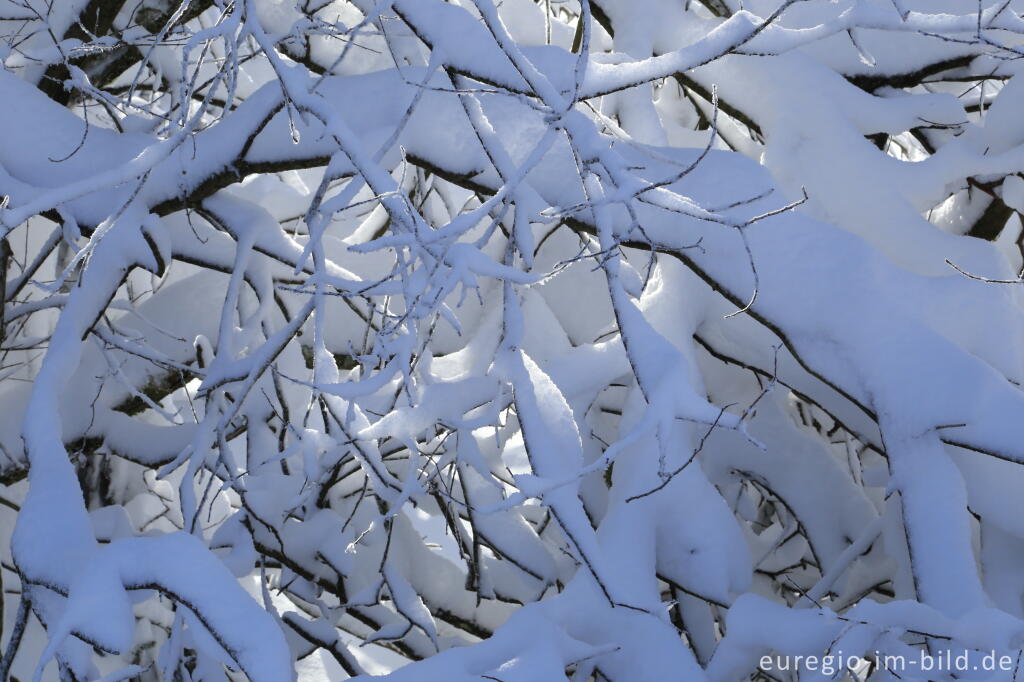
[3,0,1024,679]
